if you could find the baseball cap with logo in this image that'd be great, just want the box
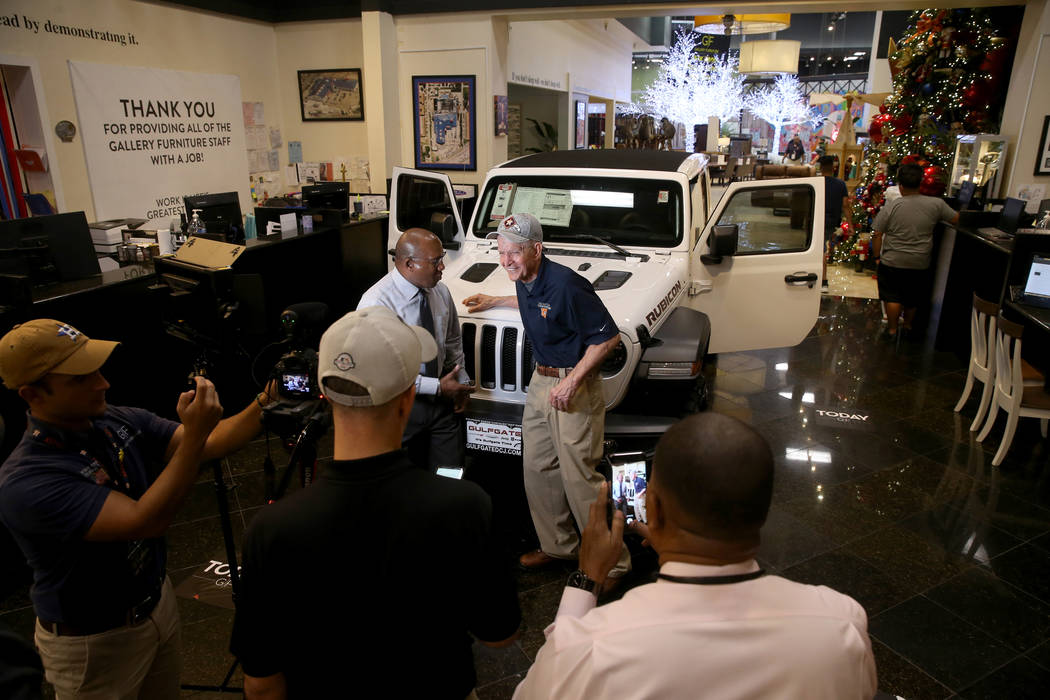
[318,306,438,407]
[487,212,543,244]
[0,319,119,390]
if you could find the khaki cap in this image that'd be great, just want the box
[318,306,437,407]
[0,319,119,389]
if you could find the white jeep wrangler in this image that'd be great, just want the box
[389,150,825,455]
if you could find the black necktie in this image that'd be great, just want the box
[418,289,439,377]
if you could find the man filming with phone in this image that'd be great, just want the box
[0,319,277,699]
[514,413,876,699]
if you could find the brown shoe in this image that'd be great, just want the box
[518,549,564,570]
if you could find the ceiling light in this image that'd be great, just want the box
[694,13,790,36]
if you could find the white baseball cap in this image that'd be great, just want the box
[487,212,543,244]
[318,306,437,407]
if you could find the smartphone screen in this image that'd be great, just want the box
[436,467,464,479]
[610,460,648,525]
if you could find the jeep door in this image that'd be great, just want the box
[686,177,824,353]
[387,167,467,271]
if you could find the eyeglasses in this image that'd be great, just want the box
[410,254,445,268]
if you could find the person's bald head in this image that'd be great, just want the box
[652,413,773,545]
[394,228,445,289]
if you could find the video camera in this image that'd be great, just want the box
[262,303,330,442]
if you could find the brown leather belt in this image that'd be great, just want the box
[38,589,161,636]
[536,365,574,378]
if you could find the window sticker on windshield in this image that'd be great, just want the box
[657,190,669,203]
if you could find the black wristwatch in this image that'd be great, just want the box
[567,569,599,594]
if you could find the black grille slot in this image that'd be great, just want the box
[480,325,497,389]
[461,322,476,382]
[522,335,535,391]
[500,327,518,391]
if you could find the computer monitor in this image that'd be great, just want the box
[183,192,244,243]
[957,181,976,210]
[0,211,100,285]
[999,197,1026,235]
[302,182,350,221]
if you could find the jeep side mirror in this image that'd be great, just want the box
[429,212,461,250]
[701,224,737,265]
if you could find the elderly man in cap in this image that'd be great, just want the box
[463,213,630,584]
[0,319,276,699]
[358,227,474,471]
[231,306,520,699]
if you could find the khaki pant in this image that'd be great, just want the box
[35,577,181,700]
[523,370,630,577]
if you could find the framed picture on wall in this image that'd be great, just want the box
[575,100,587,149]
[494,95,508,136]
[298,69,364,121]
[412,75,476,171]
[1036,115,1050,176]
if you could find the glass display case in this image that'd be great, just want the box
[949,134,1008,199]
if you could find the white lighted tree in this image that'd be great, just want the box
[630,31,745,152]
[744,74,821,159]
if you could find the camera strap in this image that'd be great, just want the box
[29,422,133,495]
[657,570,765,586]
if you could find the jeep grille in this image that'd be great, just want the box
[462,320,535,398]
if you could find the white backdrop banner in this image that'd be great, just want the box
[69,60,251,221]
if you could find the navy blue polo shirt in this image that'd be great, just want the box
[0,406,178,626]
[515,255,618,368]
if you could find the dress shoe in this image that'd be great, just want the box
[518,549,564,570]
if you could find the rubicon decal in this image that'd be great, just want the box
[646,281,683,327]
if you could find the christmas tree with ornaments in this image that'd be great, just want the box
[831,8,1013,264]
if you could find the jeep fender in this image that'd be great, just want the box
[635,307,710,380]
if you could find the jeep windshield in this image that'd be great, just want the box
[471,176,683,247]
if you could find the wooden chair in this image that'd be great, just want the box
[975,315,1050,466]
[955,294,1042,432]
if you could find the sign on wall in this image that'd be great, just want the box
[69,61,251,221]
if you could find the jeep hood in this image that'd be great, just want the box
[444,243,688,343]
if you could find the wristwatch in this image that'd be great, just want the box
[566,569,598,594]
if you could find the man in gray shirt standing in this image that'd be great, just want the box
[357,228,474,469]
[872,163,959,340]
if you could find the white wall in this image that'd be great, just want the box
[0,0,283,221]
[1000,0,1050,199]
[273,19,367,166]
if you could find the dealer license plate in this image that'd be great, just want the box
[466,418,522,456]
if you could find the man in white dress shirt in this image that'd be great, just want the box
[514,412,878,700]
[357,228,474,470]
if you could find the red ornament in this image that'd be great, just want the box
[891,114,913,136]
[900,154,922,166]
[869,118,884,144]
[919,175,946,197]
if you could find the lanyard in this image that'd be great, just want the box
[29,422,133,494]
[657,569,765,585]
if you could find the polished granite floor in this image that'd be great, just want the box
[2,294,1049,699]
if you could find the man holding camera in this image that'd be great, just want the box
[358,228,474,470]
[0,319,276,699]
[231,307,520,698]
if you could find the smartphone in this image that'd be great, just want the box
[609,459,648,525]
[436,467,464,479]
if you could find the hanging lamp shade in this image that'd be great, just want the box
[694,14,790,36]
[738,40,801,74]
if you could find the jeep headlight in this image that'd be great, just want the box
[601,340,628,377]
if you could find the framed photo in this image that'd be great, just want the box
[575,100,587,149]
[1035,115,1050,176]
[298,69,363,122]
[412,75,476,171]
[494,95,508,137]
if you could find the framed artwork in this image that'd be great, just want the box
[1035,115,1050,176]
[412,75,476,171]
[575,100,587,149]
[494,95,508,137]
[298,69,363,121]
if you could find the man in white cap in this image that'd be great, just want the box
[0,319,275,699]
[463,213,630,586]
[231,307,520,699]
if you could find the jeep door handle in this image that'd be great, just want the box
[784,272,818,288]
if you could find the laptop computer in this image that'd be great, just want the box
[1018,254,1050,309]
[979,197,1026,238]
